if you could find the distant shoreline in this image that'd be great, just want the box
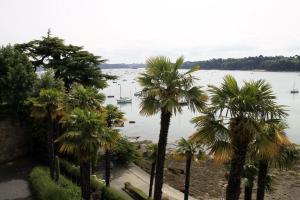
[101,67,300,73]
[101,55,300,71]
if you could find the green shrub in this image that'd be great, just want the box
[59,158,130,200]
[123,182,150,200]
[29,166,81,200]
[114,138,140,164]
[103,186,131,200]
[59,158,80,181]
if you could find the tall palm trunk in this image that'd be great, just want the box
[153,110,172,200]
[244,179,254,200]
[256,160,268,200]
[80,161,91,200]
[105,119,113,187]
[149,160,156,197]
[226,142,248,200]
[47,113,55,180]
[105,149,111,187]
[184,155,192,200]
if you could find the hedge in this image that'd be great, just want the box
[123,182,169,200]
[59,158,130,200]
[29,166,81,200]
[123,182,150,200]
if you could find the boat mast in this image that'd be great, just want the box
[119,84,122,98]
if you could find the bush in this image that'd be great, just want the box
[114,138,140,164]
[59,158,80,182]
[103,186,131,200]
[59,158,130,200]
[123,182,150,200]
[29,166,81,200]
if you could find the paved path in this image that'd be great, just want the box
[0,158,36,200]
[111,163,198,200]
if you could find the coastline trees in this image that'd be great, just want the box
[0,45,37,119]
[103,104,124,186]
[173,137,204,200]
[16,31,112,90]
[56,84,106,199]
[251,122,291,200]
[56,108,105,200]
[28,71,65,180]
[138,56,207,200]
[192,75,287,200]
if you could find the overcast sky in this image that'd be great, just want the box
[1,0,300,63]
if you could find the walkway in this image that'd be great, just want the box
[111,163,198,200]
[0,158,36,200]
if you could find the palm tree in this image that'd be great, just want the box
[67,83,105,111]
[56,108,105,200]
[28,88,65,180]
[250,121,291,200]
[242,164,258,200]
[104,104,125,128]
[138,56,207,200]
[173,138,204,200]
[146,143,158,198]
[254,121,299,200]
[100,128,121,187]
[192,75,287,200]
[103,104,125,187]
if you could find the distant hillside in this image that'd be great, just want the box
[182,56,300,71]
[101,55,300,71]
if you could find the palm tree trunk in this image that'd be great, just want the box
[184,155,192,200]
[226,142,248,200]
[256,160,268,200]
[153,110,172,200]
[105,149,111,187]
[47,114,55,180]
[149,161,156,197]
[80,161,91,200]
[244,179,254,200]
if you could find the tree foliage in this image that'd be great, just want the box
[0,45,37,117]
[16,33,112,89]
[192,75,287,200]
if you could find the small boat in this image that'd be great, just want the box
[117,97,132,104]
[134,91,142,97]
[291,89,299,94]
[107,95,114,98]
[129,121,135,123]
[116,84,132,104]
[291,81,299,94]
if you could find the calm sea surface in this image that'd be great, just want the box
[102,69,300,144]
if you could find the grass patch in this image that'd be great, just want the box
[29,166,81,200]
[59,158,130,200]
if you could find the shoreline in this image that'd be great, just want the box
[135,140,300,200]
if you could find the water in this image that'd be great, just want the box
[102,69,300,144]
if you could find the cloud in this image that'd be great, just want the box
[1,0,300,63]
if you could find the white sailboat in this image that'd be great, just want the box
[133,87,142,97]
[117,84,132,104]
[291,81,299,94]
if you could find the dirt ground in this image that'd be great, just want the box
[136,158,300,200]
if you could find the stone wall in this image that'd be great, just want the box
[0,119,28,163]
